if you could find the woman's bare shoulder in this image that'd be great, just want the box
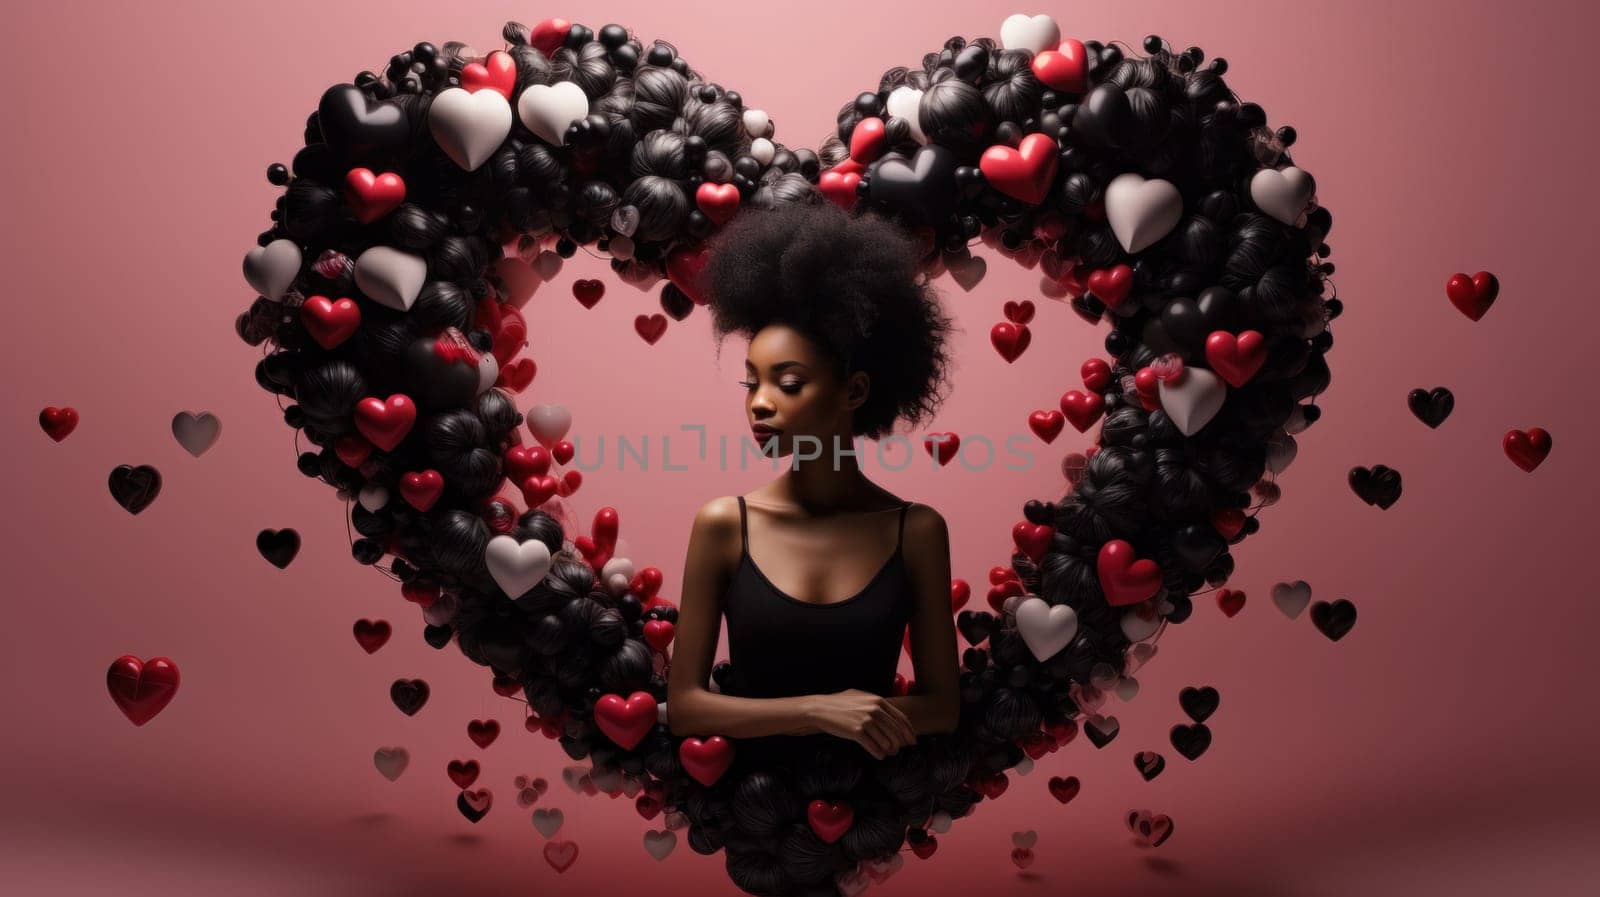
[901,501,949,549]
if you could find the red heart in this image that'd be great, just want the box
[635,794,663,820]
[505,445,552,483]
[467,718,500,749]
[950,579,971,612]
[460,49,516,100]
[528,18,571,56]
[1012,521,1054,564]
[492,311,528,366]
[1056,263,1089,299]
[1204,330,1267,388]
[353,618,391,654]
[1445,270,1499,321]
[354,394,417,452]
[991,321,1031,362]
[543,839,580,873]
[1011,847,1035,870]
[520,474,558,508]
[642,619,676,652]
[1216,589,1246,618]
[495,357,537,392]
[106,655,179,726]
[1096,540,1162,606]
[1086,264,1134,308]
[666,244,711,305]
[571,278,605,309]
[1028,409,1065,443]
[1045,719,1077,746]
[849,117,887,163]
[552,439,576,465]
[556,468,583,497]
[990,565,1020,585]
[39,406,79,442]
[1031,38,1088,94]
[399,469,444,511]
[635,313,668,345]
[909,834,938,859]
[343,168,406,224]
[1047,775,1080,804]
[979,132,1059,205]
[679,735,735,786]
[1059,389,1105,432]
[333,435,372,468]
[807,799,855,843]
[1019,733,1053,760]
[301,295,361,349]
[1211,508,1245,540]
[818,170,861,209]
[629,567,663,600]
[446,758,480,789]
[695,182,741,225]
[1003,299,1035,325]
[1503,427,1552,472]
[1080,357,1111,391]
[922,431,960,466]
[987,579,1024,613]
[594,690,658,750]
[1143,814,1175,847]
[401,581,439,608]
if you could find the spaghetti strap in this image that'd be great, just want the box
[737,495,749,554]
[896,501,912,550]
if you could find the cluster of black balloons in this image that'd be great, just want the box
[238,18,1335,897]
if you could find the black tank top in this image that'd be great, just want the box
[722,497,916,701]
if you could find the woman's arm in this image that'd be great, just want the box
[889,503,961,735]
[666,497,825,739]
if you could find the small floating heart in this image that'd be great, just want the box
[256,528,301,569]
[171,411,221,457]
[108,464,162,515]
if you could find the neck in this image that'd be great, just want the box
[773,433,871,514]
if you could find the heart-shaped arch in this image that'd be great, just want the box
[237,14,1336,895]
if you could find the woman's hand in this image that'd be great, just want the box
[805,689,918,760]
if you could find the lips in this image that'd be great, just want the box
[751,425,781,439]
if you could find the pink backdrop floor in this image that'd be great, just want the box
[4,1,1598,895]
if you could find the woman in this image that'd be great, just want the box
[667,196,963,764]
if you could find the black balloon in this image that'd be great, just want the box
[1310,599,1357,641]
[1178,685,1220,723]
[390,678,430,716]
[256,528,301,569]
[1169,722,1211,760]
[1406,387,1453,428]
[1348,465,1402,509]
[108,464,162,515]
[864,145,962,225]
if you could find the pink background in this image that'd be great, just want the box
[3,0,1597,894]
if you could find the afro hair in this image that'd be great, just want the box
[701,196,959,441]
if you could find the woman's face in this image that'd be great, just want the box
[741,324,867,458]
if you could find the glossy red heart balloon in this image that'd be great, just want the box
[979,132,1059,205]
[1096,539,1162,606]
[1445,270,1498,321]
[39,406,79,442]
[594,691,657,750]
[1503,427,1552,472]
[106,655,179,726]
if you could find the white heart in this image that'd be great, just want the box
[242,238,302,301]
[999,13,1061,54]
[1158,367,1225,436]
[1014,597,1079,661]
[1120,608,1161,642]
[560,765,587,793]
[422,591,457,627]
[1284,404,1311,435]
[532,807,565,838]
[591,766,622,793]
[428,86,513,171]
[606,572,631,597]
[1105,172,1183,254]
[643,829,677,861]
[358,484,389,512]
[663,809,688,831]
[1272,580,1312,620]
[373,747,409,781]
[885,86,927,144]
[1265,430,1298,474]
[928,810,953,833]
[1114,676,1141,702]
[485,535,552,599]
[476,352,499,395]
[741,108,772,138]
[517,80,589,146]
[750,137,775,166]
[171,411,221,457]
[1012,829,1039,849]
[600,557,637,589]
[535,249,564,280]
[1250,165,1316,225]
[353,245,428,312]
[525,404,573,446]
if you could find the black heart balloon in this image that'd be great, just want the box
[1022,499,1054,525]
[256,528,301,569]
[1178,685,1220,723]
[1071,82,1132,148]
[1310,598,1357,641]
[1169,722,1211,760]
[456,790,489,823]
[1158,285,1238,358]
[956,610,995,647]
[864,144,961,224]
[1348,464,1402,509]
[1406,386,1454,428]
[422,624,453,650]
[404,330,485,410]
[1084,718,1120,749]
[108,464,162,515]
[316,83,411,156]
[1134,751,1166,781]
[390,678,430,716]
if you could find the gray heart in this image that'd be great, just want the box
[642,829,677,860]
[373,746,409,781]
[945,253,987,292]
[1105,172,1183,254]
[1250,165,1316,225]
[353,245,428,312]
[428,86,513,171]
[1272,580,1312,620]
[171,411,221,458]
[532,807,565,838]
[242,238,302,302]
